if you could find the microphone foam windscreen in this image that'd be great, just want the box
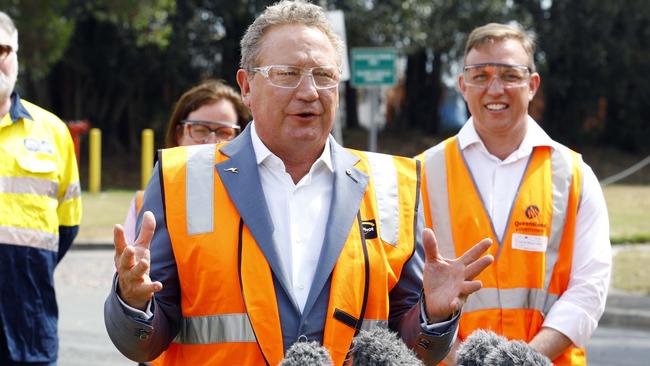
[456,329,507,366]
[350,327,423,366]
[279,340,333,366]
[484,339,553,366]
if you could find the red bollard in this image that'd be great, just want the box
[65,120,90,164]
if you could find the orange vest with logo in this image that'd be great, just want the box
[152,143,421,366]
[418,136,585,366]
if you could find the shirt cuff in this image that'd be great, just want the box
[116,282,154,321]
[543,299,598,347]
[419,294,459,335]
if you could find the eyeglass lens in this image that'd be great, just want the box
[188,123,237,142]
[464,64,530,88]
[263,65,339,89]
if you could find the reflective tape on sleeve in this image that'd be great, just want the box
[61,181,81,202]
[185,144,216,235]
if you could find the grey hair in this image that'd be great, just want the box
[464,22,536,71]
[0,11,18,49]
[239,0,344,70]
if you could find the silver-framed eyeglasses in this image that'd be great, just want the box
[180,120,240,143]
[0,44,14,62]
[248,65,341,89]
[463,63,532,89]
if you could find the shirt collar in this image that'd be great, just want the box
[8,92,33,123]
[457,116,554,159]
[250,121,334,173]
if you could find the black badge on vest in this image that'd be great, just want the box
[361,219,378,239]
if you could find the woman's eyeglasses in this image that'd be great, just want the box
[180,120,240,143]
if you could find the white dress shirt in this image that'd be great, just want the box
[457,117,611,347]
[251,123,334,312]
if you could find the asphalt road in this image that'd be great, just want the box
[54,249,650,366]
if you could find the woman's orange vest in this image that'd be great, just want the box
[418,137,585,366]
[152,143,421,366]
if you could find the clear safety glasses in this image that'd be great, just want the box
[463,63,532,89]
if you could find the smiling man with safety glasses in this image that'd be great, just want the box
[417,22,611,366]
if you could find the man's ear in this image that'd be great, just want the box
[458,74,468,102]
[236,69,252,107]
[528,72,541,101]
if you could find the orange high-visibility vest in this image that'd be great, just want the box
[418,136,585,366]
[153,143,421,366]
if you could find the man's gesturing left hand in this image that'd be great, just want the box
[421,228,494,322]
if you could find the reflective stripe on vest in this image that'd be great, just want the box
[359,319,389,331]
[185,144,216,235]
[174,313,256,344]
[421,145,454,259]
[365,152,399,246]
[464,287,559,315]
[424,141,574,310]
[173,314,388,345]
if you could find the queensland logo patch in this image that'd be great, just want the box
[515,204,547,235]
[525,205,540,219]
[361,219,378,239]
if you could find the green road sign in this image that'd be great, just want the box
[351,47,397,87]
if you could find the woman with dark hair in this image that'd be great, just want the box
[123,80,250,243]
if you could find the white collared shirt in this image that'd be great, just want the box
[457,117,611,347]
[251,123,334,312]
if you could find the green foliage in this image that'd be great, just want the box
[515,0,650,152]
[2,0,176,82]
[2,0,75,80]
[3,0,650,155]
[83,0,176,48]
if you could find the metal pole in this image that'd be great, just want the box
[369,88,378,152]
[141,129,154,190]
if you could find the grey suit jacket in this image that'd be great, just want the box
[104,126,458,365]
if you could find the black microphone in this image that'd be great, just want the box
[349,327,424,366]
[279,340,333,366]
[456,329,552,366]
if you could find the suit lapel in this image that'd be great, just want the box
[302,139,369,316]
[217,127,297,310]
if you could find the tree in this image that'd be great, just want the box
[515,0,650,152]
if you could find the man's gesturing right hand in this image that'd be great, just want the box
[114,211,163,311]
